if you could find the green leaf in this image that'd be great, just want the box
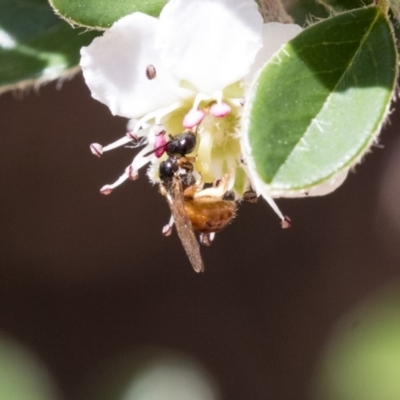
[49,0,168,29]
[244,6,397,194]
[288,0,373,26]
[0,0,99,94]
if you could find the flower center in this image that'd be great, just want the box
[90,79,290,228]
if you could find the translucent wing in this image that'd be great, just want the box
[164,178,205,273]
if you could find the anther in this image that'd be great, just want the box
[153,125,166,136]
[154,132,167,158]
[210,102,231,118]
[162,215,174,236]
[125,165,139,180]
[126,131,139,141]
[100,185,113,195]
[90,143,103,157]
[125,131,147,148]
[281,215,292,229]
[99,173,129,195]
[183,108,206,129]
[162,224,173,236]
[200,232,214,246]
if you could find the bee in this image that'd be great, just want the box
[158,131,236,273]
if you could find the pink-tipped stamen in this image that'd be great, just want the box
[152,125,166,136]
[100,173,129,195]
[210,102,231,118]
[162,215,174,236]
[200,232,215,246]
[281,215,292,229]
[90,143,103,157]
[100,185,113,195]
[102,136,132,152]
[154,132,167,158]
[125,165,139,181]
[183,108,206,129]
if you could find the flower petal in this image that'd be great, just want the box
[266,170,349,198]
[246,22,302,86]
[156,0,263,94]
[80,13,180,119]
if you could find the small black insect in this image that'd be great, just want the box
[165,131,196,157]
[143,131,197,159]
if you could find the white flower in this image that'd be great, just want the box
[80,0,302,223]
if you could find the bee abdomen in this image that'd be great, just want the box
[184,200,236,233]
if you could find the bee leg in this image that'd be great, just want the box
[162,215,174,236]
[199,232,215,246]
[194,172,232,199]
[182,184,198,199]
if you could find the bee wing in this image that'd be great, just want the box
[165,179,204,273]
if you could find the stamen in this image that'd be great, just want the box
[183,108,206,129]
[211,90,223,103]
[100,172,128,195]
[152,125,166,136]
[124,136,148,149]
[281,215,292,229]
[90,143,103,157]
[261,190,286,222]
[126,131,137,140]
[162,215,174,236]
[193,93,212,109]
[131,145,155,171]
[102,136,132,152]
[100,185,113,195]
[210,102,231,118]
[200,233,214,246]
[154,131,167,158]
[197,129,213,173]
[183,92,214,129]
[208,90,231,118]
[125,165,139,181]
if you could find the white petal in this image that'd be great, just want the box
[303,170,349,197]
[156,0,263,94]
[246,22,302,87]
[266,170,349,198]
[80,13,180,119]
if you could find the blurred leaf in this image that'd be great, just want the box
[243,6,397,194]
[77,349,219,400]
[0,336,58,400]
[0,0,99,94]
[313,283,400,400]
[49,0,168,29]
